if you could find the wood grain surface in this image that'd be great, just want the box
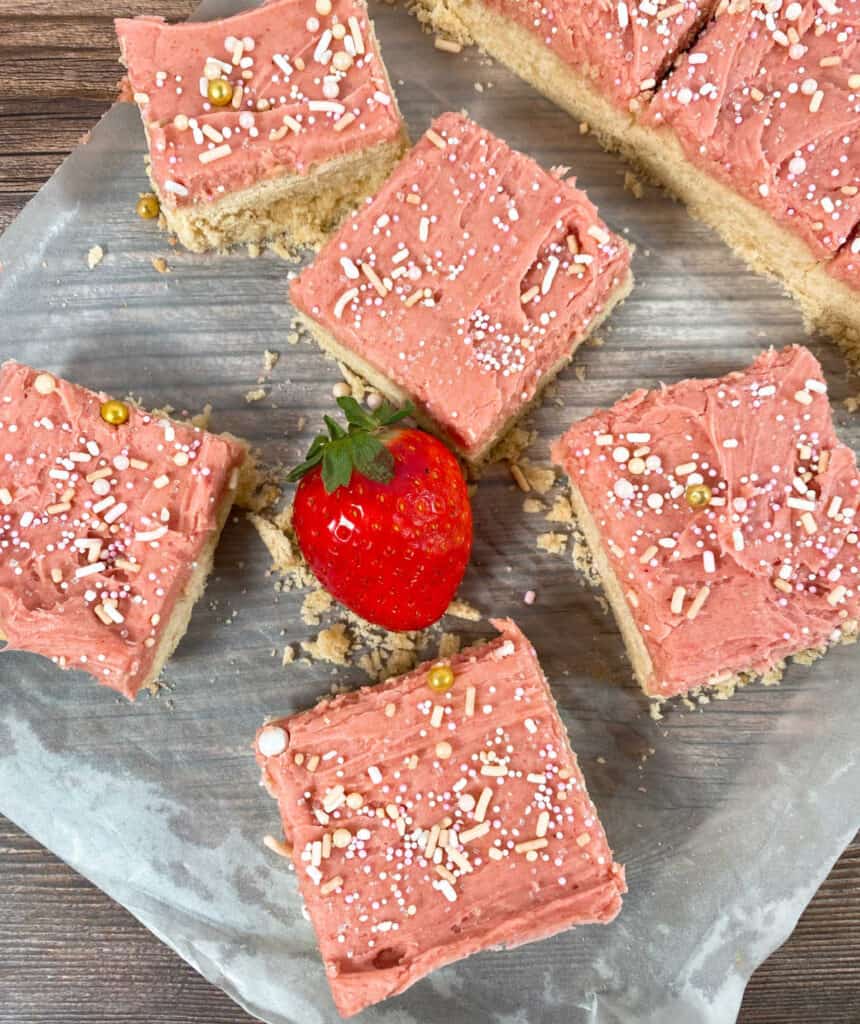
[0,3,858,1023]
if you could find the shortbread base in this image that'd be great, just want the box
[153,136,408,254]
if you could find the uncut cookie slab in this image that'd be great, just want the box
[255,619,625,1018]
[552,345,860,702]
[0,362,246,700]
[291,112,633,463]
[644,0,860,358]
[116,0,407,252]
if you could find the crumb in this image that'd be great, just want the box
[337,361,368,402]
[490,425,535,464]
[235,456,282,513]
[446,598,481,621]
[574,365,587,383]
[523,497,544,514]
[151,256,169,274]
[437,632,461,658]
[249,513,303,574]
[537,532,567,555]
[245,388,267,403]
[586,335,606,348]
[189,404,212,430]
[87,245,104,270]
[302,588,334,626]
[843,394,860,413]
[579,121,589,135]
[301,623,352,665]
[521,461,556,495]
[624,171,644,199]
[258,349,280,383]
[282,645,295,666]
[247,243,261,258]
[287,331,300,345]
[546,495,574,524]
[510,463,531,493]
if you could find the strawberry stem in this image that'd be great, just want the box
[288,397,414,493]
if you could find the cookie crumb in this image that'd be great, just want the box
[87,245,104,270]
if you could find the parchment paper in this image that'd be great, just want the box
[1,3,858,1022]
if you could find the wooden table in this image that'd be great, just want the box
[1,3,858,1021]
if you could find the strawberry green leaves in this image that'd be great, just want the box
[288,397,414,494]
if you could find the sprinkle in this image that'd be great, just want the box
[670,586,686,615]
[334,287,358,319]
[536,811,550,838]
[430,704,445,728]
[640,545,658,564]
[135,526,167,542]
[686,585,710,620]
[425,129,447,149]
[794,389,813,406]
[258,726,287,757]
[320,875,343,896]
[773,577,792,594]
[460,821,491,843]
[702,550,716,574]
[576,833,592,847]
[809,90,824,113]
[419,217,430,243]
[732,529,744,552]
[514,838,548,854]
[75,562,105,580]
[480,763,507,777]
[0,488,12,505]
[199,144,232,164]
[33,373,56,395]
[828,585,847,607]
[464,686,476,717]
[435,36,462,53]
[800,512,818,535]
[787,496,817,512]
[828,496,843,519]
[322,786,345,813]
[368,765,382,784]
[348,16,365,54]
[435,879,457,902]
[474,787,493,823]
[334,112,356,133]
[587,224,610,245]
[541,256,560,295]
[674,462,696,477]
[361,262,388,297]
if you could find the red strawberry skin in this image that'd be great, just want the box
[292,428,473,631]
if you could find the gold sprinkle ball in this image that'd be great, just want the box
[685,483,712,510]
[100,399,130,426]
[427,663,455,693]
[136,193,160,220]
[207,78,234,106]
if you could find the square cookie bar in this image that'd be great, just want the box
[116,0,408,252]
[255,619,625,1017]
[553,345,860,702]
[291,112,633,463]
[0,362,246,700]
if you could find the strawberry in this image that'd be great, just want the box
[288,398,473,631]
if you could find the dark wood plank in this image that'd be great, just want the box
[0,4,858,1023]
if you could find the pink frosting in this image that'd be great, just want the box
[255,619,625,1018]
[480,0,717,109]
[0,362,246,700]
[646,0,860,261]
[553,345,860,699]
[115,0,403,206]
[291,112,631,458]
